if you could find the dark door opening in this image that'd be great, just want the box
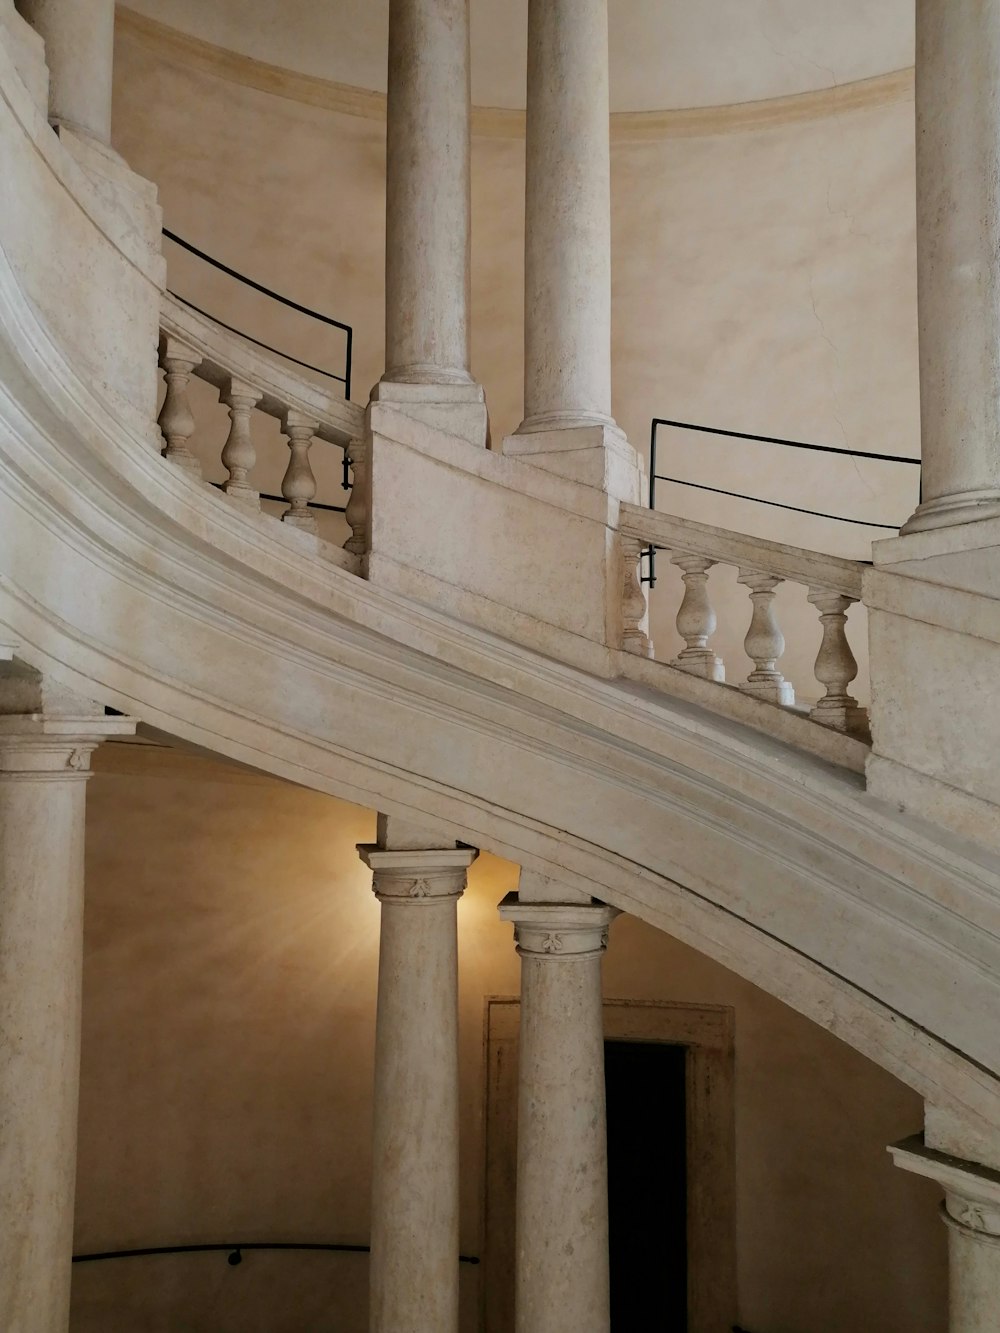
[605,1039,688,1331]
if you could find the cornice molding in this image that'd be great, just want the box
[115,7,913,142]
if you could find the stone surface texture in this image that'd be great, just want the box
[890,1137,1000,1333]
[359,825,477,1333]
[16,0,115,143]
[498,893,619,1333]
[904,0,1000,532]
[0,668,133,1331]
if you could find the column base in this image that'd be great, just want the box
[740,675,795,707]
[901,488,1000,535]
[672,649,725,683]
[502,423,642,502]
[372,379,487,449]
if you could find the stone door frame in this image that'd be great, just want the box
[481,996,737,1333]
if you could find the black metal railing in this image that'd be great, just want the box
[643,417,922,586]
[207,482,349,516]
[73,1241,480,1268]
[162,229,353,400]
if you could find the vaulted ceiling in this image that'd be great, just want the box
[119,0,914,112]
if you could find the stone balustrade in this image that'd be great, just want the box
[157,293,366,551]
[619,503,870,748]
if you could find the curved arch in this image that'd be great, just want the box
[2,38,999,1159]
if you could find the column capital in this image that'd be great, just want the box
[498,892,619,958]
[358,844,478,904]
[889,1135,1000,1245]
[0,714,137,777]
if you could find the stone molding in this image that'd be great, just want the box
[4,37,1000,1158]
[498,894,620,959]
[0,715,135,777]
[358,846,478,904]
[889,1135,1000,1246]
[116,7,913,141]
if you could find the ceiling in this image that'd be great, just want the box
[121,0,914,113]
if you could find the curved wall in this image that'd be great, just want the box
[71,743,946,1333]
[111,16,918,695]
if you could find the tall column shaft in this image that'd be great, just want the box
[0,708,132,1332]
[890,1135,1000,1333]
[383,0,472,386]
[16,0,115,143]
[947,1210,1000,1333]
[520,0,613,432]
[499,894,618,1333]
[905,0,1000,531]
[360,838,477,1333]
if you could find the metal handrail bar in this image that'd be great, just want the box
[651,475,902,531]
[207,483,348,515]
[163,229,353,399]
[649,416,920,512]
[73,1241,479,1266]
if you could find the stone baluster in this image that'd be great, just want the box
[157,337,202,478]
[219,378,262,506]
[807,587,867,735]
[737,568,794,706]
[621,535,651,657]
[280,409,318,534]
[670,553,724,681]
[343,436,368,555]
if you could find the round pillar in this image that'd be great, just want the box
[890,1134,1000,1333]
[16,0,115,143]
[0,712,130,1330]
[383,0,473,386]
[905,0,1000,531]
[943,1192,1000,1332]
[519,0,615,433]
[498,895,618,1333]
[360,843,477,1333]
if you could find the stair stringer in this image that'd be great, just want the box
[2,225,1000,1163]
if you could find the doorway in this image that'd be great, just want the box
[482,998,736,1333]
[605,1038,688,1329]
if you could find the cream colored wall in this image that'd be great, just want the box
[111,22,918,701]
[72,744,945,1332]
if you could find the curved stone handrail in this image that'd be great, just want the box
[3,17,1000,1163]
[160,291,362,449]
[620,504,872,758]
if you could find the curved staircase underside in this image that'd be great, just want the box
[2,29,999,1161]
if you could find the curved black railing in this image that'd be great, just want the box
[162,228,353,400]
[207,481,348,516]
[644,416,923,586]
[73,1241,480,1267]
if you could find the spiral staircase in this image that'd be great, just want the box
[3,3,1000,1329]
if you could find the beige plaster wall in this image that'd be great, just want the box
[111,24,918,702]
[71,744,945,1332]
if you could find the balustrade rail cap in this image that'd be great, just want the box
[160,293,362,447]
[620,503,864,599]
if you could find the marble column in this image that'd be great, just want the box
[503,0,639,498]
[15,0,115,144]
[0,675,134,1331]
[359,820,477,1333]
[375,0,486,445]
[498,888,619,1333]
[890,1135,1000,1332]
[903,0,1000,532]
